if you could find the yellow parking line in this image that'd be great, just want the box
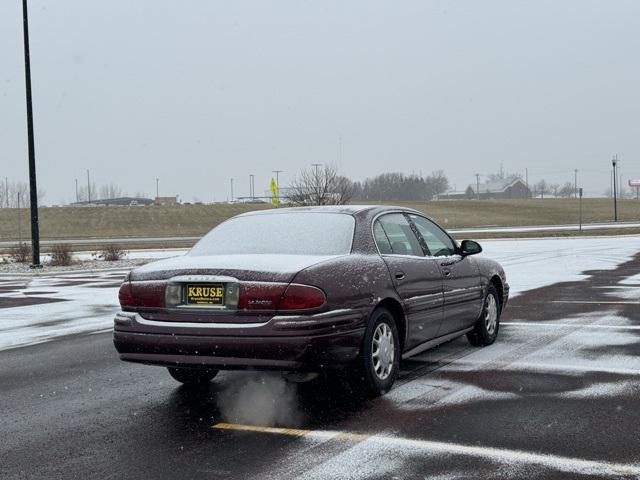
[214,422,310,437]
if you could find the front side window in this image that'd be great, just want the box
[409,214,457,257]
[375,214,423,256]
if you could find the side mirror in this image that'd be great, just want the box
[460,239,482,256]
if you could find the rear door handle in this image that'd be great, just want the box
[440,260,456,267]
[395,271,406,280]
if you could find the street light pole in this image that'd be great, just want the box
[574,169,578,198]
[475,173,480,200]
[156,177,159,198]
[230,178,234,202]
[21,0,41,267]
[612,155,618,222]
[249,174,254,200]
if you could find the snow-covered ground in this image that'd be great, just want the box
[480,236,640,295]
[0,236,638,351]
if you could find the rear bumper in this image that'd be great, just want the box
[113,310,365,371]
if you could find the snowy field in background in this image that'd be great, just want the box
[0,236,639,351]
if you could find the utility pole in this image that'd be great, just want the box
[612,155,618,221]
[4,177,8,208]
[21,0,41,267]
[272,170,283,207]
[311,163,322,205]
[249,174,254,200]
[525,168,529,199]
[578,187,583,232]
[574,169,578,199]
[75,178,78,202]
[156,178,159,199]
[475,173,480,200]
[230,178,234,202]
[87,169,91,203]
[17,192,23,244]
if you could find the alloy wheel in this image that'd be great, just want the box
[485,294,498,335]
[372,322,395,380]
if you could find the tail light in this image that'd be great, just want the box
[238,283,326,311]
[279,284,326,310]
[119,280,325,312]
[118,282,134,309]
[118,281,166,309]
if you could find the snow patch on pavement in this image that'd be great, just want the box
[480,236,640,296]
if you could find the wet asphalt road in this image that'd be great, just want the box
[1,255,640,479]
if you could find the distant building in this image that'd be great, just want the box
[70,197,154,206]
[439,177,530,200]
[154,196,178,206]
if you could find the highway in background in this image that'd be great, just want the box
[2,221,640,249]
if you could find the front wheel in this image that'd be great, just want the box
[167,367,218,385]
[351,307,400,397]
[467,284,501,347]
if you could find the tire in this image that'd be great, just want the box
[351,307,400,397]
[167,367,218,385]
[467,284,501,347]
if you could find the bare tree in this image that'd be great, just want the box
[98,183,123,199]
[354,171,449,201]
[0,181,45,207]
[558,182,574,198]
[286,165,356,206]
[535,180,549,199]
[76,183,96,202]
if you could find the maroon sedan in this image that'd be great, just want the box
[114,205,508,396]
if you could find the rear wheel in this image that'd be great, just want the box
[167,367,218,385]
[467,284,501,346]
[351,307,400,397]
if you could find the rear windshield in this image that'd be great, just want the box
[189,212,355,256]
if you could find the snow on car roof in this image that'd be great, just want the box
[237,205,419,216]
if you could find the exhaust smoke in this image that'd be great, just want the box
[218,373,304,427]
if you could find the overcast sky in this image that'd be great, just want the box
[1,0,639,204]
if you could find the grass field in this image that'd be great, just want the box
[0,199,639,242]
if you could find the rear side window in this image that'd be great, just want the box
[375,214,423,256]
[373,221,392,254]
[189,212,355,256]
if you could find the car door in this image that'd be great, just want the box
[407,214,483,335]
[374,214,444,349]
